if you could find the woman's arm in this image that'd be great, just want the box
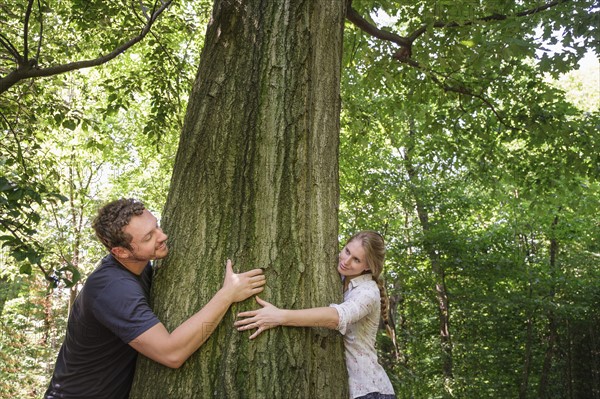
[235,297,339,339]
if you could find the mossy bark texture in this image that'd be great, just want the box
[130,0,348,397]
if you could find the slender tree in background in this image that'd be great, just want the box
[402,124,454,384]
[130,1,349,397]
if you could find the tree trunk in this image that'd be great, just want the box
[130,1,348,398]
[518,232,535,399]
[566,319,573,399]
[68,159,81,312]
[401,125,453,385]
[538,214,559,398]
[590,322,600,399]
[518,316,533,399]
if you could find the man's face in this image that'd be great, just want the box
[121,209,169,262]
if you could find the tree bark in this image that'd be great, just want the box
[538,214,560,398]
[518,232,535,399]
[130,0,348,398]
[401,124,453,385]
[518,316,533,399]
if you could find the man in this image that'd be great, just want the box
[45,198,266,398]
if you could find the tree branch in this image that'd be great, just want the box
[345,5,411,48]
[0,0,173,95]
[35,0,44,62]
[407,57,518,130]
[408,0,569,43]
[345,0,568,129]
[23,0,35,62]
[0,110,22,163]
[0,32,23,62]
[346,0,570,57]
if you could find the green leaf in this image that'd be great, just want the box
[19,263,32,274]
[62,119,78,130]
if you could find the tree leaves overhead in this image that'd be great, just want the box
[0,0,175,94]
[0,0,210,282]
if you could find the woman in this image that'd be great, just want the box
[235,231,396,399]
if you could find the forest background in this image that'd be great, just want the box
[1,0,599,398]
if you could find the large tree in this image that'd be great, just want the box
[130,1,349,397]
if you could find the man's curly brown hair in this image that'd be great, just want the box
[92,198,146,250]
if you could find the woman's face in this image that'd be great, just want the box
[338,239,369,279]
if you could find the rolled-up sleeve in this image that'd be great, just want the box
[329,288,378,335]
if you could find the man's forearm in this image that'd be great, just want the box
[168,289,234,363]
[130,289,234,368]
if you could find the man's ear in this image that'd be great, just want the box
[111,246,130,259]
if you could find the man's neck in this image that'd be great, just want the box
[113,256,147,275]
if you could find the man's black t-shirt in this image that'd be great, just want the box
[45,254,160,399]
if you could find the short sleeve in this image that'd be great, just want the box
[93,277,160,344]
[329,287,378,335]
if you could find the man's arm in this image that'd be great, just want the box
[234,297,339,340]
[129,260,265,368]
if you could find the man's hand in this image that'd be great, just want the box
[234,297,282,339]
[221,259,266,303]
[130,261,266,368]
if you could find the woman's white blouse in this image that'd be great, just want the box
[330,274,395,398]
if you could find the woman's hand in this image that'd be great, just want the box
[235,297,283,339]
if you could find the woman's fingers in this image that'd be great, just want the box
[236,310,257,319]
[255,296,271,306]
[234,320,254,329]
[235,296,277,339]
[249,328,264,340]
[236,323,253,331]
[235,319,271,339]
[253,286,265,295]
[235,319,261,333]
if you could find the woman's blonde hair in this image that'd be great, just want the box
[346,231,390,327]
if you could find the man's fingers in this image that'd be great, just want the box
[225,259,233,275]
[244,268,265,277]
[252,277,266,287]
